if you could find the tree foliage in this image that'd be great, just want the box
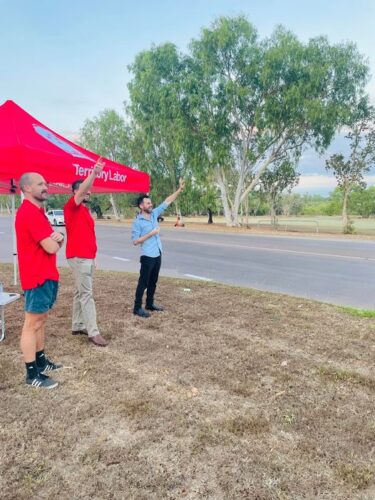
[43,16,373,224]
[326,109,375,231]
[184,17,370,225]
[258,160,300,224]
[79,109,136,219]
[127,16,370,225]
[128,43,191,214]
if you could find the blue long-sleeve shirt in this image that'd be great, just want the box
[131,202,169,257]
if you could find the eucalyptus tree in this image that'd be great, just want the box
[128,43,190,215]
[326,110,375,232]
[184,16,370,225]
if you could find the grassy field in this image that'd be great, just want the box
[96,214,375,237]
[173,215,375,235]
[2,211,375,236]
[252,215,375,235]
[0,264,374,499]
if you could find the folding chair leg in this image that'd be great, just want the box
[0,307,5,342]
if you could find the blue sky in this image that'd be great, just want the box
[1,0,374,194]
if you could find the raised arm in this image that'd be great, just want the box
[74,158,105,205]
[164,179,185,205]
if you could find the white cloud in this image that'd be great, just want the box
[293,174,375,194]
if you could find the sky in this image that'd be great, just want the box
[1,0,375,195]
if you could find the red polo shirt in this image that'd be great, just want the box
[15,200,59,290]
[64,197,97,259]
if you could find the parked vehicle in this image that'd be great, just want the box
[46,209,65,226]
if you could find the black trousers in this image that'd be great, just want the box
[134,254,162,310]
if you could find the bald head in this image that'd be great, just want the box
[19,173,34,192]
[19,172,49,205]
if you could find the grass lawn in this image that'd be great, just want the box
[97,214,375,238]
[200,215,375,235]
[0,264,374,499]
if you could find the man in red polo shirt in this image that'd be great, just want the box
[64,159,108,347]
[16,172,64,389]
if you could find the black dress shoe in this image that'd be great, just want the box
[146,304,164,312]
[133,307,151,318]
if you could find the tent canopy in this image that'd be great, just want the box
[0,100,150,194]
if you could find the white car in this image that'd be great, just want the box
[46,209,65,226]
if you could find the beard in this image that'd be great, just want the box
[35,191,48,201]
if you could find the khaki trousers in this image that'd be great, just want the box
[68,258,99,338]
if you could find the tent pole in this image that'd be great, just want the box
[10,180,17,286]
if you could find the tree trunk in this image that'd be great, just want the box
[215,168,235,225]
[216,183,242,226]
[233,173,244,227]
[270,201,277,227]
[93,206,103,219]
[207,208,213,224]
[342,188,349,231]
[245,195,249,227]
[226,182,242,226]
[218,153,278,226]
[109,193,120,221]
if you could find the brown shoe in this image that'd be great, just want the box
[89,334,108,347]
[72,329,88,336]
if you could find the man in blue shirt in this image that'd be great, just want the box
[132,179,185,317]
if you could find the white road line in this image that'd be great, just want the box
[164,237,375,262]
[112,256,130,262]
[184,273,213,281]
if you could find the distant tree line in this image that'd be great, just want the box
[251,186,375,219]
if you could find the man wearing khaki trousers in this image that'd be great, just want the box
[63,159,108,347]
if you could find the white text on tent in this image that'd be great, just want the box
[73,164,127,183]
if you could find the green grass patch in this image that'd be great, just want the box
[338,306,375,318]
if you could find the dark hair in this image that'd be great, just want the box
[72,179,84,192]
[136,194,150,208]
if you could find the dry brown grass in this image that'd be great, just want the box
[0,263,374,499]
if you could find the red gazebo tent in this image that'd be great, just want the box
[0,100,150,283]
[0,100,149,193]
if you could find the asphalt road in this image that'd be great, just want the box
[1,215,375,308]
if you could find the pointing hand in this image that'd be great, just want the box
[93,157,105,175]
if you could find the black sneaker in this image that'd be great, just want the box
[133,307,151,318]
[38,358,63,374]
[26,374,58,389]
[146,303,164,312]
